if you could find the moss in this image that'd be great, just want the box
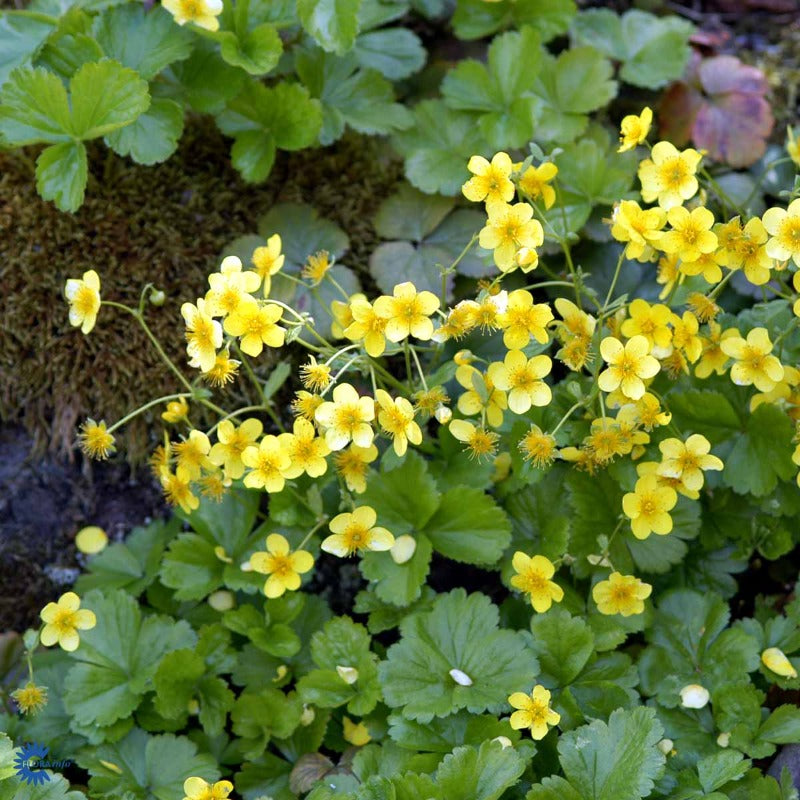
[0,116,401,462]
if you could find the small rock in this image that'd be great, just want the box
[769,744,800,791]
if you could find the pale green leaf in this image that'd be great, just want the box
[0,14,54,86]
[0,65,71,144]
[297,0,362,55]
[353,28,425,80]
[436,741,525,800]
[217,23,282,75]
[35,140,87,212]
[360,533,433,606]
[105,96,184,165]
[529,608,594,686]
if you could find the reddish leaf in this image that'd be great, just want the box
[658,81,703,146]
[698,55,768,96]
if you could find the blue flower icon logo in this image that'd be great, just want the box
[14,742,51,785]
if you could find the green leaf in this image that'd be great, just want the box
[392,99,487,196]
[75,518,178,596]
[442,26,542,149]
[217,80,322,181]
[36,33,104,80]
[387,711,517,752]
[84,729,217,800]
[379,589,539,722]
[62,590,196,727]
[452,0,575,42]
[69,59,150,139]
[697,751,751,793]
[723,404,796,497]
[93,4,192,80]
[423,487,511,566]
[153,649,205,719]
[570,8,694,90]
[235,752,294,800]
[35,140,87,213]
[374,183,454,242]
[362,450,441,535]
[297,0,362,55]
[0,734,14,782]
[557,707,665,800]
[166,40,245,114]
[529,608,594,686]
[436,741,526,800]
[295,48,412,146]
[531,47,616,145]
[554,134,636,205]
[360,533,433,607]
[0,14,54,86]
[0,65,71,144]
[231,688,303,759]
[758,705,800,744]
[105,96,184,165]
[353,28,425,80]
[217,23,283,75]
[667,389,741,444]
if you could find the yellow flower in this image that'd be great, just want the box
[199,471,228,502]
[455,364,507,427]
[334,444,378,493]
[332,293,363,339]
[40,591,96,652]
[250,533,314,598]
[162,397,190,424]
[448,419,499,460]
[224,300,285,357]
[204,350,240,388]
[593,572,652,616]
[434,302,479,342]
[161,470,200,513]
[11,682,48,715]
[629,392,671,430]
[720,327,784,392]
[181,777,234,800]
[292,390,324,422]
[278,417,330,478]
[657,434,723,493]
[585,418,632,464]
[345,296,389,357]
[610,200,666,261]
[174,430,213,481]
[499,289,553,349]
[65,269,101,334]
[762,647,798,679]
[787,126,800,168]
[736,217,773,286]
[462,152,515,206]
[671,311,703,363]
[638,141,703,210]
[302,250,332,285]
[251,234,285,297]
[487,350,552,414]
[687,292,720,322]
[205,255,260,318]
[695,323,736,379]
[162,0,222,29]
[750,364,800,414]
[479,201,544,272]
[518,425,557,468]
[598,335,660,400]
[373,282,440,342]
[620,299,674,354]
[618,106,653,152]
[660,206,718,263]
[508,686,560,740]
[554,297,596,341]
[510,552,563,612]
[763,198,800,266]
[518,161,558,209]
[343,717,372,746]
[622,474,677,539]
[78,418,116,460]
[299,356,331,392]
[679,251,723,285]
[375,389,422,456]
[209,418,263,480]
[413,386,450,418]
[321,505,394,557]
[242,435,291,492]
[315,383,375,451]
[795,270,800,317]
[75,526,108,555]
[182,298,223,373]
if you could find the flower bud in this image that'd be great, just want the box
[656,738,674,755]
[454,350,474,366]
[149,289,166,306]
[336,665,359,684]
[187,699,200,715]
[762,647,798,679]
[208,590,235,612]
[717,732,730,748]
[75,526,108,555]
[679,684,710,709]
[491,736,513,749]
[434,404,452,424]
[300,705,316,726]
[449,668,473,686]
[220,255,242,271]
[391,535,417,565]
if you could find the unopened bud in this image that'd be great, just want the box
[149,289,166,306]
[208,590,235,612]
[762,647,798,679]
[656,738,674,755]
[187,699,200,715]
[300,705,316,726]
[220,255,242,271]
[434,405,452,424]
[679,684,710,709]
[391,535,417,565]
[492,736,513,749]
[454,350,474,366]
[717,732,730,748]
[336,665,359,684]
[449,668,472,686]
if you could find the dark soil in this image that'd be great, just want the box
[0,425,167,632]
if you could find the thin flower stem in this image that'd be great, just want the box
[369,359,408,393]
[409,345,428,392]
[603,251,626,310]
[206,405,267,436]
[107,392,191,434]
[298,517,330,550]
[325,272,351,302]
[403,341,414,390]
[550,400,586,437]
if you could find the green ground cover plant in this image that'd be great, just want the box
[2,94,800,799]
